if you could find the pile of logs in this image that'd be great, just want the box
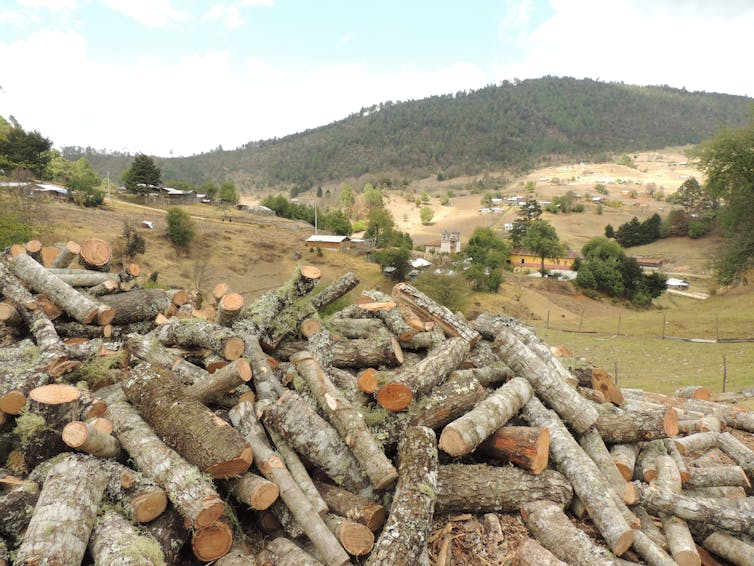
[1,237,754,566]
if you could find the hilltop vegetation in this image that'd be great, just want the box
[61,77,752,192]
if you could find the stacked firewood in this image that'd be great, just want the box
[1,237,754,566]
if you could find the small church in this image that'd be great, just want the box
[424,230,462,254]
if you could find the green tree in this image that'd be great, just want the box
[693,121,754,284]
[0,120,52,178]
[420,207,434,225]
[321,209,352,236]
[166,207,195,248]
[522,219,566,275]
[218,181,239,204]
[123,154,162,195]
[464,227,510,292]
[365,207,396,248]
[373,247,411,280]
[201,182,219,201]
[339,184,355,209]
[414,271,469,312]
[122,221,146,258]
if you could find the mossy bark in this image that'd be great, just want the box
[99,288,172,325]
[15,453,107,566]
[121,361,252,478]
[153,318,245,361]
[89,509,167,566]
[366,426,438,566]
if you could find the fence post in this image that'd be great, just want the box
[578,306,585,333]
[716,314,720,342]
[614,361,619,386]
[616,315,621,337]
[723,354,727,392]
[546,310,550,329]
[661,314,666,339]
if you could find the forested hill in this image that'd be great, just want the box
[63,77,752,191]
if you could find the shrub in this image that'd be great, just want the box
[166,207,195,248]
[122,221,146,258]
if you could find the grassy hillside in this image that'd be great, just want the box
[62,77,752,192]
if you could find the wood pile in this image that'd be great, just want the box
[1,237,754,565]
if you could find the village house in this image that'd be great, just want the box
[305,234,351,251]
[424,230,462,254]
[508,248,580,271]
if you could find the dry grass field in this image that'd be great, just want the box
[18,146,754,402]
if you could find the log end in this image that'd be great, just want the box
[611,529,635,557]
[96,306,117,326]
[357,368,380,394]
[530,427,550,475]
[622,482,638,506]
[205,444,253,479]
[375,381,413,412]
[80,237,112,268]
[9,243,27,257]
[364,505,388,532]
[249,483,279,511]
[61,421,89,448]
[339,520,375,556]
[219,292,244,312]
[213,283,231,302]
[300,317,323,338]
[194,497,226,530]
[29,383,81,405]
[236,358,252,382]
[664,408,679,438]
[132,490,169,523]
[390,336,404,365]
[191,520,233,562]
[0,390,27,415]
[222,336,245,361]
[438,428,467,458]
[300,265,322,281]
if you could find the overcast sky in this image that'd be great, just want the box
[2,0,753,157]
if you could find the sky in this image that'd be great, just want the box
[2,0,753,158]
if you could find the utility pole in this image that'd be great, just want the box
[106,171,111,201]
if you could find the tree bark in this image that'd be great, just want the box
[228,401,351,566]
[439,377,533,457]
[309,271,360,311]
[357,290,417,340]
[143,505,189,566]
[435,463,572,513]
[664,437,692,482]
[610,443,640,481]
[494,331,598,433]
[292,350,398,490]
[313,481,387,533]
[634,439,667,482]
[89,509,167,565]
[717,431,754,489]
[0,481,39,545]
[595,406,679,443]
[45,268,120,287]
[121,361,252,478]
[515,537,568,566]
[226,471,280,510]
[686,465,751,489]
[675,385,710,400]
[520,499,617,566]
[100,385,227,531]
[258,537,325,566]
[653,455,700,566]
[154,317,245,360]
[376,336,469,411]
[259,391,371,494]
[330,336,404,369]
[393,282,481,345]
[9,253,114,324]
[579,425,637,505]
[366,426,438,566]
[673,431,720,457]
[99,288,173,325]
[185,358,252,404]
[521,396,635,556]
[328,317,387,340]
[124,331,209,386]
[408,370,488,430]
[216,292,245,327]
[15,453,107,566]
[701,530,754,566]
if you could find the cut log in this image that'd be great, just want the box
[154,318,245,360]
[520,499,617,566]
[716,431,754,488]
[0,481,39,545]
[99,288,173,325]
[241,334,284,403]
[328,367,369,407]
[78,237,112,271]
[45,269,120,287]
[439,377,533,457]
[521,396,634,555]
[595,405,678,444]
[610,443,640,481]
[9,254,114,324]
[125,331,209,386]
[665,437,692,482]
[366,426,438,566]
[258,537,325,566]
[94,457,168,523]
[592,367,625,405]
[675,385,711,400]
[228,401,350,566]
[292,350,398,490]
[579,425,637,505]
[674,431,720,456]
[515,537,568,566]
[630,530,677,566]
[635,439,668,482]
[24,239,42,259]
[0,302,21,327]
[393,282,481,345]
[192,519,234,562]
[216,292,245,327]
[700,530,754,566]
[143,506,189,566]
[653,455,701,566]
[435,463,572,513]
[50,240,81,268]
[89,509,167,565]
[14,454,107,566]
[185,358,252,404]
[259,391,371,494]
[100,385,227,531]
[494,331,598,433]
[328,317,387,340]
[8,243,26,257]
[686,465,751,488]
[313,481,387,532]
[330,336,404,369]
[87,278,120,297]
[406,370,488,432]
[121,361,252,478]
[226,471,280,510]
[376,336,470,411]
[476,426,550,474]
[636,483,754,538]
[309,272,360,311]
[39,245,59,267]
[62,419,121,458]
[324,513,374,557]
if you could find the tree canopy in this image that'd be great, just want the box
[0,116,52,178]
[123,153,162,194]
[694,118,754,285]
[521,219,566,275]
[464,227,510,292]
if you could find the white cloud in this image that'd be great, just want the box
[205,4,244,29]
[339,32,353,45]
[105,0,189,27]
[19,0,76,12]
[493,0,754,97]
